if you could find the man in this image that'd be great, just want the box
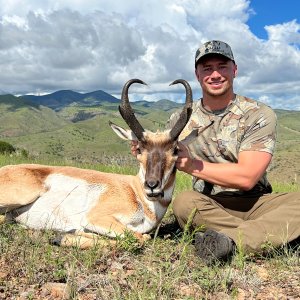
[168,40,300,264]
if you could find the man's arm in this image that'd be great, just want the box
[176,142,272,191]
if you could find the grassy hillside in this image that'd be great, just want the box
[0,95,69,137]
[3,112,166,165]
[0,94,299,184]
[269,110,300,184]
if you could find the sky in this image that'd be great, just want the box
[0,0,299,110]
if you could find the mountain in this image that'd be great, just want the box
[83,90,119,103]
[21,90,184,113]
[19,91,184,122]
[22,90,119,111]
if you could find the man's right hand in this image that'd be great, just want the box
[130,140,139,156]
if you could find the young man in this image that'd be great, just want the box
[168,40,300,264]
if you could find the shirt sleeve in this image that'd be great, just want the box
[239,104,277,154]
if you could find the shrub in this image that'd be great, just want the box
[0,141,16,154]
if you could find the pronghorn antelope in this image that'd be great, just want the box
[0,79,193,249]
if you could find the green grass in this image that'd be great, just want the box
[272,181,300,193]
[0,154,299,299]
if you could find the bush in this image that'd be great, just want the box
[0,141,16,154]
[20,148,29,158]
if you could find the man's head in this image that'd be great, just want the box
[195,40,234,68]
[194,40,237,100]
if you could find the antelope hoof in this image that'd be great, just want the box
[142,233,152,242]
[0,215,6,224]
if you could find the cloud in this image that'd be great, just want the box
[0,0,299,110]
[235,20,300,109]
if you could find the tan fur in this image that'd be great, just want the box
[0,164,49,213]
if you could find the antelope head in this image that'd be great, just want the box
[110,79,193,201]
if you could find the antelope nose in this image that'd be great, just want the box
[145,180,160,190]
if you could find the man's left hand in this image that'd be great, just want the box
[176,142,202,174]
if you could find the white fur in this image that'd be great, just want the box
[11,174,106,232]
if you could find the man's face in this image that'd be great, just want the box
[195,55,237,98]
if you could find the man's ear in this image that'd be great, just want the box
[109,121,138,141]
[233,63,238,78]
[195,67,200,81]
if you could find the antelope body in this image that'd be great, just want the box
[0,79,193,248]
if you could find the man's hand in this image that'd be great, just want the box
[176,142,203,174]
[130,140,139,156]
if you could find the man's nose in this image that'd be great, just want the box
[210,70,222,78]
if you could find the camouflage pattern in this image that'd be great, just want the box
[167,95,277,195]
[195,40,234,66]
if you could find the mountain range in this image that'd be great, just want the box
[20,89,183,113]
[22,89,120,110]
[0,89,183,156]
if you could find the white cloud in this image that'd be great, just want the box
[0,0,299,110]
[265,19,300,44]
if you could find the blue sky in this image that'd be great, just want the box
[0,0,299,110]
[247,0,300,40]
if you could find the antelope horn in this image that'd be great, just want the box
[119,79,147,141]
[169,79,193,141]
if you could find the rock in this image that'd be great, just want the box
[41,282,71,299]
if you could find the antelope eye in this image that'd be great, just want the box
[136,148,142,155]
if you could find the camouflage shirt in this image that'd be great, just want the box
[167,94,277,195]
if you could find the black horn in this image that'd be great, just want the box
[119,79,147,141]
[169,79,193,141]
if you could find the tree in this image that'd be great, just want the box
[0,141,16,154]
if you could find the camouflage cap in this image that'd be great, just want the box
[195,40,234,67]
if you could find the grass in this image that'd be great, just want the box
[0,154,299,299]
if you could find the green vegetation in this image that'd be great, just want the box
[0,155,299,299]
[0,141,15,154]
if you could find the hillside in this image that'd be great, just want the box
[0,92,181,163]
[269,110,300,184]
[0,93,299,184]
[0,95,69,137]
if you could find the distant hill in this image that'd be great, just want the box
[134,99,182,111]
[22,90,119,111]
[0,94,69,137]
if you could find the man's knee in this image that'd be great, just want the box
[172,191,194,219]
[172,190,210,229]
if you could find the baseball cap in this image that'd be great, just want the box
[195,40,235,67]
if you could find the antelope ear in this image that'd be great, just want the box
[109,121,138,141]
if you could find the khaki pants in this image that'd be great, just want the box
[173,191,300,254]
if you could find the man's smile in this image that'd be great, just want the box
[209,81,224,88]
